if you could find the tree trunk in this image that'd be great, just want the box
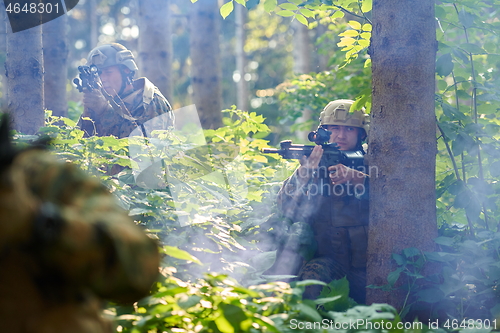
[6,25,44,134]
[138,0,173,100]
[189,0,222,129]
[43,15,68,117]
[292,21,312,74]
[235,4,248,112]
[366,0,438,310]
[292,21,313,140]
[89,0,98,48]
[0,9,8,108]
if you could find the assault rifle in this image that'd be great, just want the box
[73,65,139,126]
[263,127,365,196]
[73,65,100,92]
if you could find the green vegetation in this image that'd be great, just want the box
[11,0,500,331]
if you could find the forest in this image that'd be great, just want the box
[2,0,500,332]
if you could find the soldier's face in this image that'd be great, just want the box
[326,125,359,150]
[99,65,123,97]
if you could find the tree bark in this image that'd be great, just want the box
[235,4,248,112]
[292,21,312,74]
[43,15,68,117]
[0,8,8,108]
[89,0,98,48]
[366,0,438,309]
[6,25,44,134]
[189,0,222,129]
[292,21,313,140]
[138,0,173,100]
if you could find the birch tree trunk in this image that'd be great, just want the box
[189,0,222,129]
[138,0,173,100]
[43,15,68,117]
[366,0,438,311]
[6,25,44,134]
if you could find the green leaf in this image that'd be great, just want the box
[490,161,500,177]
[234,0,246,5]
[280,2,298,10]
[453,189,471,209]
[458,8,475,29]
[387,267,403,286]
[403,247,420,258]
[460,43,486,55]
[295,14,308,26]
[220,303,247,330]
[452,133,470,156]
[220,1,234,19]
[436,53,454,77]
[163,245,202,265]
[295,303,323,322]
[348,20,361,30]
[177,295,202,309]
[314,295,341,305]
[392,253,406,266]
[360,0,372,13]
[339,29,359,37]
[447,180,466,195]
[417,288,445,303]
[263,0,277,13]
[319,277,350,311]
[331,10,344,20]
[453,48,469,63]
[295,279,327,287]
[215,313,234,333]
[434,236,455,247]
[276,9,295,17]
[299,8,314,18]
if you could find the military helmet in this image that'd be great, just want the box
[319,99,369,134]
[86,43,138,72]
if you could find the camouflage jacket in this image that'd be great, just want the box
[271,168,369,275]
[78,77,173,138]
[0,149,160,333]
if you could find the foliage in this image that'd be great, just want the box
[112,272,424,333]
[21,108,443,332]
[275,59,371,138]
[383,231,500,323]
[264,0,500,327]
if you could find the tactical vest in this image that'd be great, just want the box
[310,193,369,268]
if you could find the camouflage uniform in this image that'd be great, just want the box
[267,99,370,303]
[274,172,369,303]
[0,143,160,332]
[78,77,173,138]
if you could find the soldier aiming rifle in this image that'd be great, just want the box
[264,99,371,304]
[75,43,173,139]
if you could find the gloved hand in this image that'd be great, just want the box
[83,89,109,115]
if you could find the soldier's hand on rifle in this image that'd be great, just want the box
[296,145,323,184]
[328,164,367,186]
[83,89,109,114]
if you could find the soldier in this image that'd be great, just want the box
[0,114,160,332]
[77,43,173,138]
[268,99,370,303]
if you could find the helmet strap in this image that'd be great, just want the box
[117,67,134,96]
